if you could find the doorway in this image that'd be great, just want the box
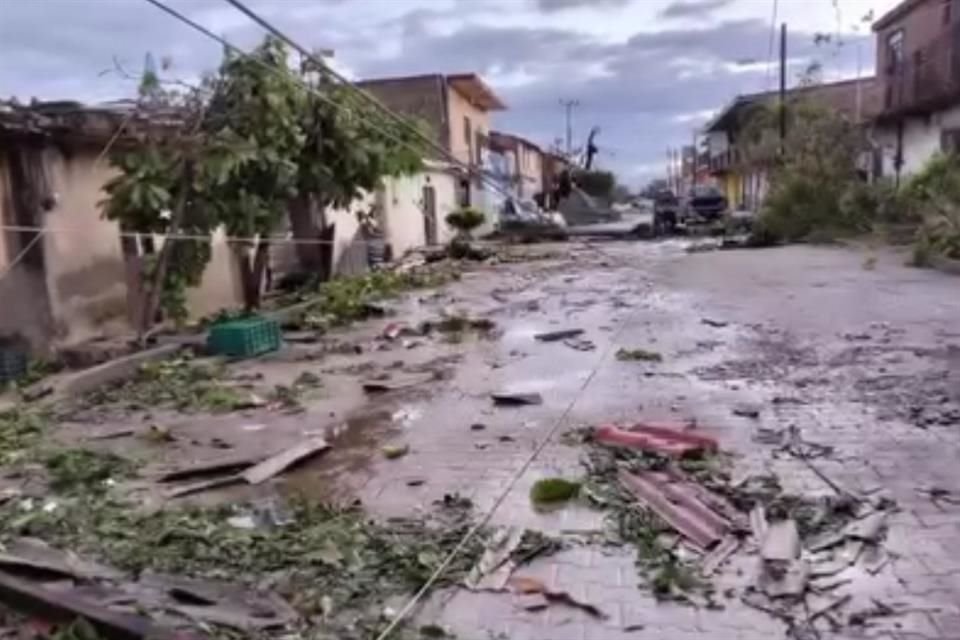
[422,185,437,245]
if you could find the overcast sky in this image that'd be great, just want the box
[1,0,900,187]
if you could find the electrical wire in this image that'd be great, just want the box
[142,0,521,203]
[0,106,137,283]
[372,259,639,639]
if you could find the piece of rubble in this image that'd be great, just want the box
[465,527,524,591]
[758,559,810,598]
[595,423,718,458]
[844,512,886,542]
[701,318,729,328]
[733,404,760,419]
[761,520,800,561]
[491,392,543,406]
[619,470,732,550]
[701,535,740,575]
[507,576,606,619]
[534,329,584,342]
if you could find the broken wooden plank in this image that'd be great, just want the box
[164,474,244,499]
[242,437,330,485]
[0,538,122,582]
[155,454,263,483]
[0,569,197,640]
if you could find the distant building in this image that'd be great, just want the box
[703,77,881,210]
[872,0,960,180]
[357,73,507,238]
[487,131,545,200]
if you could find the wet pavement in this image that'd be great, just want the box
[56,240,960,639]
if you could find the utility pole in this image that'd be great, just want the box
[779,22,787,155]
[560,99,579,158]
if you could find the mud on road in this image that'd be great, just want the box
[3,240,960,640]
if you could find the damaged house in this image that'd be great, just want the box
[0,101,243,354]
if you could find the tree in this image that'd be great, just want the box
[103,36,425,336]
[573,169,616,200]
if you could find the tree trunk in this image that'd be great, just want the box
[289,193,326,272]
[138,161,192,343]
[234,240,271,310]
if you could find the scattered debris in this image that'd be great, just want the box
[530,478,580,506]
[362,374,434,393]
[616,348,663,362]
[464,527,525,591]
[382,444,410,460]
[564,337,596,351]
[507,576,606,619]
[241,437,330,485]
[760,520,801,561]
[758,558,810,598]
[470,423,487,431]
[534,328,584,342]
[491,392,543,406]
[701,318,729,328]
[732,404,760,419]
[701,535,740,575]
[618,470,732,550]
[595,423,718,458]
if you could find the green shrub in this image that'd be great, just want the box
[445,208,485,237]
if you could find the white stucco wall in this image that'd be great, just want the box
[41,148,130,344]
[874,104,960,178]
[381,168,458,256]
[186,229,244,319]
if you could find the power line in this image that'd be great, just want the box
[0,105,137,283]
[220,0,523,202]
[141,0,517,203]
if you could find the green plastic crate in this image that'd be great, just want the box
[207,316,281,358]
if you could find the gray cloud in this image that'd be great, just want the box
[0,0,870,187]
[535,0,630,13]
[659,0,734,20]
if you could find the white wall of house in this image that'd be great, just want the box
[380,167,458,256]
[875,104,960,178]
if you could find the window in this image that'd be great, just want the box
[475,130,484,165]
[886,29,904,73]
[941,128,960,154]
[463,116,473,163]
[944,0,952,25]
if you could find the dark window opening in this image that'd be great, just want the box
[886,29,904,73]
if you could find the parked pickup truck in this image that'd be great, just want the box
[682,185,728,222]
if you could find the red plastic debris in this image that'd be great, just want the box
[381,323,403,340]
[594,423,718,458]
[619,469,732,550]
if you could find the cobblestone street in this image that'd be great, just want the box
[300,241,960,640]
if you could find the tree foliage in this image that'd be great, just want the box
[102,37,424,330]
[573,169,616,200]
[741,99,874,242]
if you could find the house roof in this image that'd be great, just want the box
[873,0,925,31]
[488,130,543,153]
[446,74,507,111]
[0,99,176,147]
[703,76,881,133]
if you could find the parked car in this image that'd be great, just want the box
[652,189,680,235]
[682,185,728,222]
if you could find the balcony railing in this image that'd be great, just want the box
[708,148,740,173]
[883,22,960,115]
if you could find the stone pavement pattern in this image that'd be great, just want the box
[316,243,960,640]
